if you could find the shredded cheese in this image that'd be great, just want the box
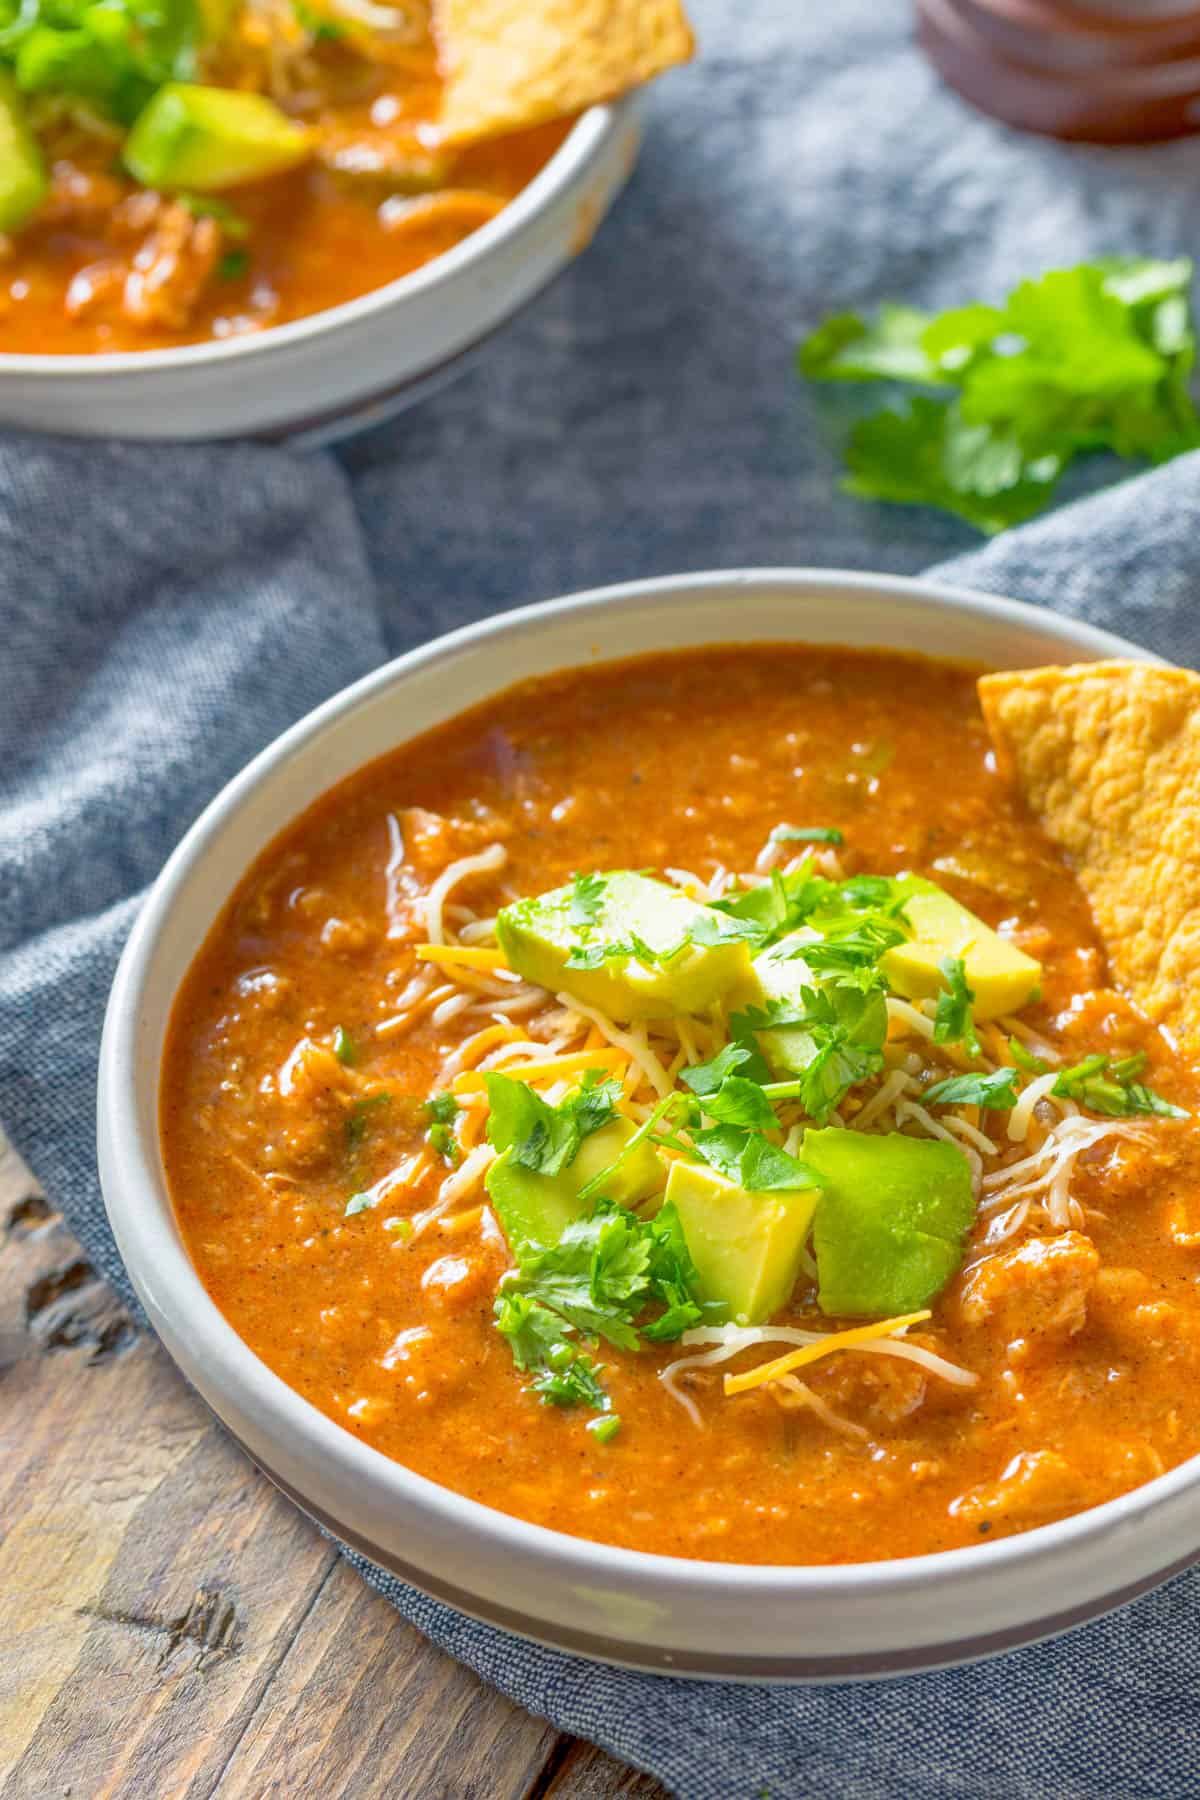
[416,944,512,972]
[452,1048,628,1095]
[722,1312,932,1396]
[555,995,674,1098]
[423,843,507,947]
[886,997,937,1041]
[1006,1069,1059,1143]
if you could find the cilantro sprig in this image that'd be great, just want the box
[494,1198,704,1428]
[924,1068,1020,1110]
[932,955,981,1059]
[484,1068,621,1173]
[799,258,1200,534]
[425,1091,461,1167]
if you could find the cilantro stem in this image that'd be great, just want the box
[761,1081,806,1102]
[577,1094,682,1203]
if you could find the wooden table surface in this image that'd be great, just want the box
[0,1132,669,1800]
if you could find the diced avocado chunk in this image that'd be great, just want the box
[486,1116,662,1257]
[124,85,312,192]
[747,932,887,1077]
[0,70,46,233]
[496,872,754,1021]
[883,876,1040,1021]
[666,1160,819,1326]
[803,1127,974,1317]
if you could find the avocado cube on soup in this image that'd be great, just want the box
[803,1127,974,1317]
[124,85,313,193]
[883,877,1040,1021]
[486,1116,662,1256]
[496,872,754,1020]
[666,1160,819,1326]
[748,932,887,1077]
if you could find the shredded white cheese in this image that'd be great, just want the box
[423,843,507,947]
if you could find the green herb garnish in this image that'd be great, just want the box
[332,1025,356,1065]
[485,1068,621,1174]
[933,956,981,1059]
[924,1068,1021,1110]
[799,258,1200,534]
[1052,1050,1186,1119]
[495,1198,703,1421]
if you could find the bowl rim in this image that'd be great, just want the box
[0,99,625,380]
[99,565,1199,1607]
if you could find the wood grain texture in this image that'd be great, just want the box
[0,1132,669,1800]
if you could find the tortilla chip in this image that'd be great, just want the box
[434,0,694,147]
[979,660,1200,1057]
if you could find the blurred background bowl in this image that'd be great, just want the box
[0,98,640,444]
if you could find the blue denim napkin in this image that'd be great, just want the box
[5,0,1200,1793]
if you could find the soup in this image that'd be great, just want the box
[161,646,1200,1566]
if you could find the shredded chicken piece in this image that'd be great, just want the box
[122,203,222,330]
[42,158,125,225]
[951,1449,1085,1529]
[809,1351,928,1427]
[959,1230,1099,1362]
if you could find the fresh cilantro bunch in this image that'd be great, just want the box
[798,259,1200,534]
[0,0,198,123]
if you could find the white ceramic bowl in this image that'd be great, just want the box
[98,569,1197,1681]
[0,100,639,443]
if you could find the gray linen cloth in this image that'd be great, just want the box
[4,1,1200,1793]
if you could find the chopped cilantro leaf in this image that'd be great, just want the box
[218,249,250,282]
[692,1125,820,1193]
[924,1068,1020,1110]
[933,956,981,1058]
[485,1069,620,1174]
[495,1292,611,1411]
[739,981,888,1121]
[588,1414,622,1444]
[801,916,908,977]
[1052,1052,1186,1119]
[697,1073,779,1131]
[568,870,607,932]
[332,1025,356,1065]
[423,1090,462,1165]
[427,1122,461,1167]
[681,1039,771,1096]
[345,1191,374,1217]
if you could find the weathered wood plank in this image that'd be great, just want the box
[0,1134,669,1799]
